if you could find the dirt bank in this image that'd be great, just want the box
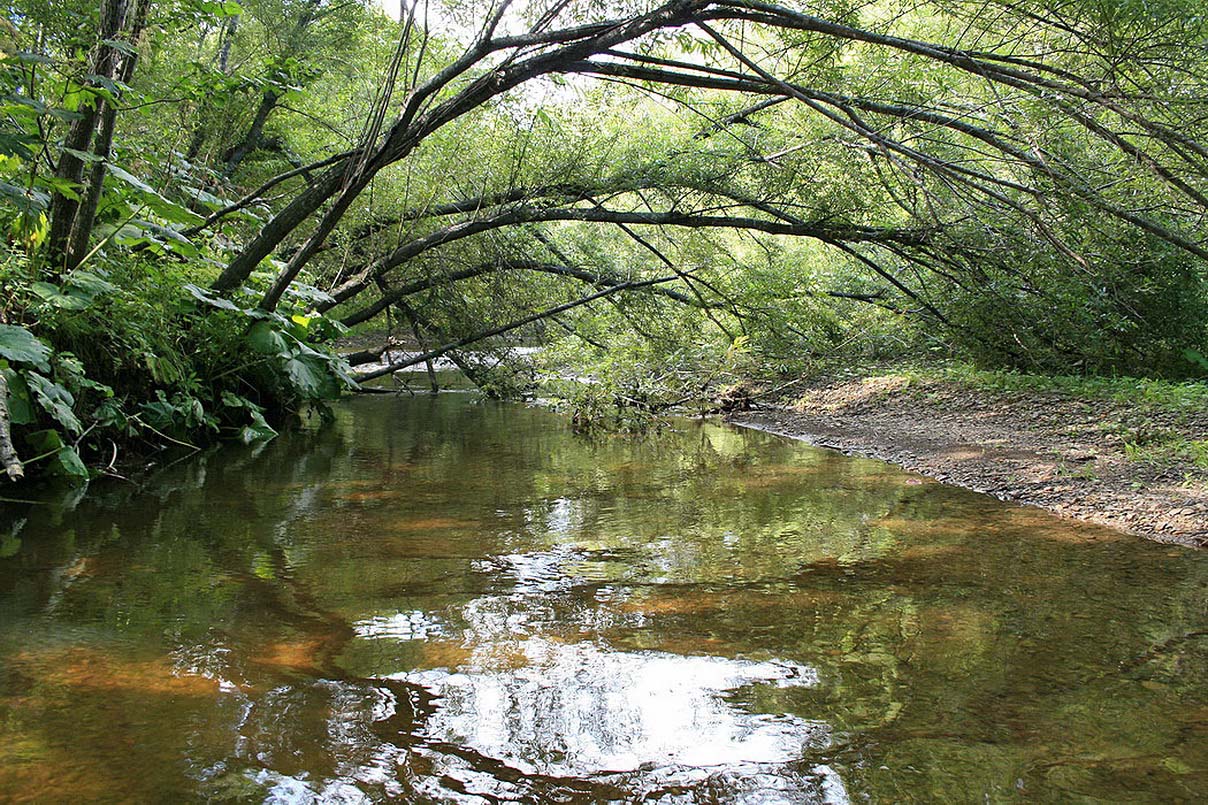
[729,375,1207,547]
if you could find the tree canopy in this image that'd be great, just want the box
[1,0,1207,476]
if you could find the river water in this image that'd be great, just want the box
[0,395,1204,802]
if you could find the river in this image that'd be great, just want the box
[0,394,1204,802]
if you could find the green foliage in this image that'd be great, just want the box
[897,362,1208,414]
[3,0,1208,478]
[0,324,50,369]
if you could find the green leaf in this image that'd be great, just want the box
[47,106,84,123]
[106,164,155,194]
[31,281,90,310]
[65,270,118,297]
[61,147,104,163]
[327,355,360,390]
[35,175,83,200]
[107,165,205,225]
[0,131,38,159]
[245,321,289,355]
[0,181,50,214]
[12,51,53,65]
[100,38,137,56]
[4,96,46,115]
[26,429,63,453]
[284,283,336,306]
[285,356,323,395]
[53,446,89,478]
[239,410,277,443]
[25,372,81,435]
[195,0,244,17]
[183,283,241,311]
[0,325,50,371]
[220,391,249,409]
[124,219,200,258]
[285,354,339,399]
[180,185,228,209]
[3,370,35,425]
[0,533,21,559]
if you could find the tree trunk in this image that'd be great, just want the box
[186,14,239,162]
[44,0,126,274]
[64,0,150,270]
[0,373,25,482]
[210,162,345,291]
[397,302,440,392]
[222,89,280,177]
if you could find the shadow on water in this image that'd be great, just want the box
[0,394,1204,802]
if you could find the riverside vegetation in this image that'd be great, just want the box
[0,0,1206,488]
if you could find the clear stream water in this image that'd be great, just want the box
[0,395,1204,803]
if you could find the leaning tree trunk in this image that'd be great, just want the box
[221,88,279,178]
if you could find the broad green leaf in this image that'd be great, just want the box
[246,321,289,355]
[239,410,277,443]
[285,356,323,395]
[0,325,50,370]
[181,185,228,208]
[183,283,241,311]
[35,175,83,200]
[53,446,89,478]
[2,369,34,424]
[60,147,103,163]
[25,372,81,435]
[12,51,52,65]
[100,38,137,56]
[46,106,84,123]
[107,165,205,225]
[0,131,37,159]
[128,219,200,258]
[0,533,20,558]
[0,181,50,214]
[31,281,90,310]
[5,95,46,114]
[196,0,244,17]
[1184,348,1208,372]
[284,283,336,305]
[220,391,249,409]
[285,355,339,399]
[25,428,63,453]
[65,270,118,297]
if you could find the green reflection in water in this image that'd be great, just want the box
[0,394,1204,803]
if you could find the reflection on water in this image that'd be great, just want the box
[404,641,820,772]
[0,394,1205,802]
[401,640,841,804]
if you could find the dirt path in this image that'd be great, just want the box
[729,375,1207,547]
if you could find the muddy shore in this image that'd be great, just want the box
[729,375,1207,547]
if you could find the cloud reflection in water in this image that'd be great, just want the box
[393,638,848,803]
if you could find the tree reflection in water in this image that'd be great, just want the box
[0,395,1204,802]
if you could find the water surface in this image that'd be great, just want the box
[0,395,1204,802]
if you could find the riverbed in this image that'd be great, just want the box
[0,395,1204,801]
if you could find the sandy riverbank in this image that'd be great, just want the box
[729,375,1207,547]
